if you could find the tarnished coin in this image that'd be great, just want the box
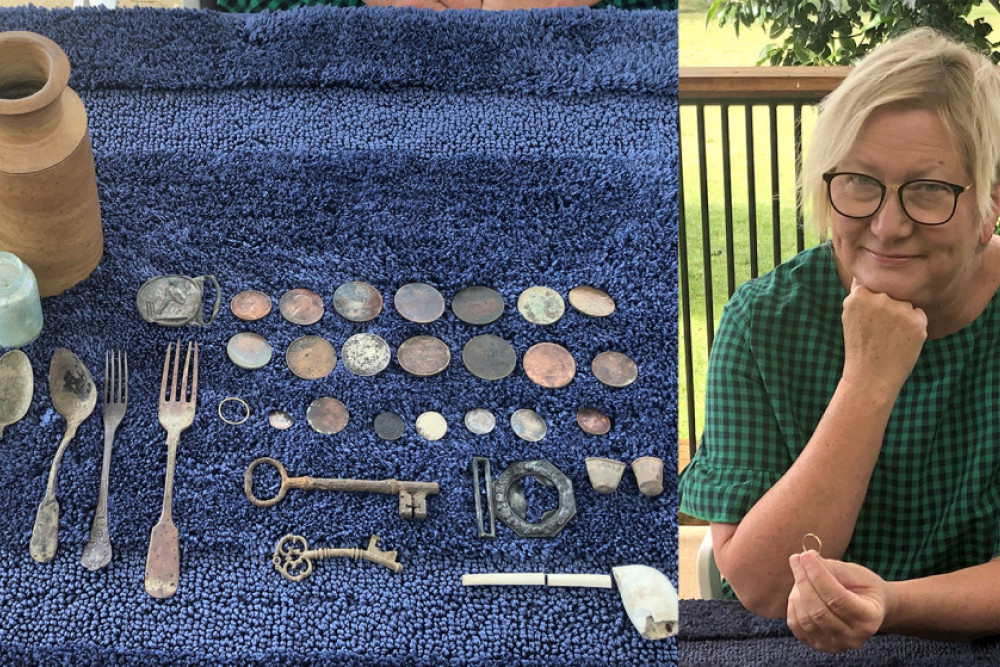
[341,333,391,377]
[510,408,547,442]
[522,342,576,389]
[568,286,615,318]
[306,397,349,434]
[577,407,612,435]
[226,332,273,370]
[268,410,293,430]
[415,411,447,441]
[462,334,517,381]
[286,335,337,379]
[230,289,272,322]
[591,350,638,388]
[333,281,383,322]
[394,283,445,323]
[451,286,504,325]
[279,288,325,325]
[517,286,564,325]
[374,411,405,441]
[464,408,496,435]
[397,335,451,377]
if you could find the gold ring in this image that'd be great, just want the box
[219,396,250,425]
[801,532,823,555]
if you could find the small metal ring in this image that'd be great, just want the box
[219,396,250,425]
[801,532,823,555]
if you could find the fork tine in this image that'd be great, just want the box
[160,342,171,404]
[123,350,129,404]
[104,351,110,405]
[190,342,198,403]
[171,339,181,402]
[180,341,192,403]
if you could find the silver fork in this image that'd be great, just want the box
[81,350,128,571]
[145,341,198,599]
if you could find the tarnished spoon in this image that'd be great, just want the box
[0,350,33,439]
[30,349,96,563]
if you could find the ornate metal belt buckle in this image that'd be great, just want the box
[136,274,221,327]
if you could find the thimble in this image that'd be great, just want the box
[632,456,664,497]
[585,457,626,494]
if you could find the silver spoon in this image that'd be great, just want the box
[0,350,33,439]
[30,348,96,563]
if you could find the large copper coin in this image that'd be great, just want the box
[306,397,349,434]
[279,288,325,325]
[230,290,272,321]
[226,332,273,370]
[286,335,337,379]
[576,407,611,435]
[415,411,448,441]
[394,283,445,324]
[451,286,504,325]
[397,335,451,377]
[341,333,391,377]
[568,286,616,318]
[517,286,564,325]
[464,408,496,435]
[462,334,517,380]
[333,281,383,322]
[522,342,576,389]
[510,408,547,442]
[591,350,638,388]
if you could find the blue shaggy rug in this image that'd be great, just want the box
[0,6,677,665]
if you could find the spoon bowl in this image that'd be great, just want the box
[0,349,33,439]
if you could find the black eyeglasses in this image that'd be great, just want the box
[823,172,973,226]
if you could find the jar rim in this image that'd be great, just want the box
[0,32,71,116]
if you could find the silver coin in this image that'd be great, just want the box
[517,286,564,325]
[510,408,547,442]
[415,411,447,441]
[464,408,496,435]
[226,332,273,370]
[341,333,391,377]
[268,410,293,430]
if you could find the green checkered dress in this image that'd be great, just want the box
[215,0,674,11]
[679,242,1000,587]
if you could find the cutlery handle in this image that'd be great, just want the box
[81,426,117,571]
[30,494,60,563]
[145,518,180,598]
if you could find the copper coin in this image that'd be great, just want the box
[394,283,445,323]
[568,286,615,318]
[576,407,611,435]
[306,397,349,434]
[226,332,273,370]
[374,411,405,441]
[279,288,325,325]
[451,286,504,325]
[517,286,564,325]
[230,290,272,321]
[464,408,496,435]
[415,411,447,441]
[341,333,391,377]
[286,335,337,379]
[510,408,547,442]
[522,342,576,389]
[462,334,517,380]
[397,335,451,377]
[591,350,638,388]
[333,281,383,322]
[268,410,293,430]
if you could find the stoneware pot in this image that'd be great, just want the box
[0,31,103,297]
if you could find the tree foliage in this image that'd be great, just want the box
[707,0,1000,65]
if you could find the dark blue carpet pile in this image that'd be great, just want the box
[0,7,677,665]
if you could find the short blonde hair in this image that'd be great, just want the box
[802,28,1000,234]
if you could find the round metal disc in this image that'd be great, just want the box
[522,342,576,389]
[230,290,272,321]
[510,409,547,442]
[226,332,273,370]
[286,335,337,379]
[306,397,349,434]
[394,283,445,323]
[333,281,383,322]
[279,288,325,325]
[268,410,293,430]
[462,334,517,380]
[415,411,447,441]
[576,407,611,435]
[341,333,391,377]
[374,411,405,440]
[568,286,616,318]
[397,336,451,377]
[517,286,564,325]
[591,351,638,388]
[464,408,496,435]
[451,286,504,325]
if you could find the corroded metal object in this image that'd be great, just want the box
[492,460,575,538]
[333,281,382,322]
[279,288,324,325]
[522,342,576,389]
[568,286,615,317]
[451,286,504,325]
[0,349,32,439]
[397,335,451,377]
[576,407,611,435]
[394,282,445,323]
[244,457,440,519]
[341,333,391,377]
[226,332,272,369]
[517,286,564,325]
[510,408,547,442]
[306,397,349,434]
[230,289,272,321]
[462,334,516,380]
[472,457,496,539]
[591,350,638,388]
[136,275,221,327]
[374,411,405,440]
[273,534,402,581]
[585,457,626,494]
[632,456,664,497]
[286,335,336,379]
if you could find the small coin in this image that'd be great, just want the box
[464,408,496,435]
[226,332,273,370]
[230,290,272,321]
[394,282,445,323]
[397,335,451,377]
[279,288,325,326]
[522,342,576,389]
[462,334,517,380]
[451,286,504,325]
[268,410,293,430]
[415,411,447,441]
[510,408,547,442]
[591,350,638,388]
[307,397,350,434]
[374,411,405,441]
[333,281,383,322]
[568,286,616,318]
[341,333,391,377]
[576,407,611,435]
[517,286,564,325]
[286,335,337,379]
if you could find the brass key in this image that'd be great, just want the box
[272,534,402,581]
